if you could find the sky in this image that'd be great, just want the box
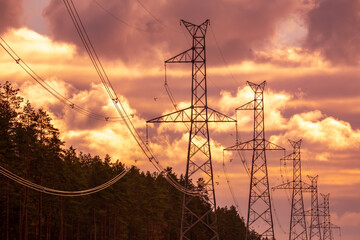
[0,0,360,239]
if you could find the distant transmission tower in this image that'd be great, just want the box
[273,139,309,240]
[147,19,235,240]
[320,194,341,240]
[307,175,322,240]
[225,81,284,240]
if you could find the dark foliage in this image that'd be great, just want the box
[0,82,259,240]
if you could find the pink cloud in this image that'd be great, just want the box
[42,0,298,66]
[0,0,23,34]
[304,0,360,65]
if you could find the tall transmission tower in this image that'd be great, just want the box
[273,139,310,240]
[147,19,235,240]
[225,81,284,240]
[320,194,341,240]
[307,175,322,240]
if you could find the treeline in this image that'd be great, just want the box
[0,82,259,240]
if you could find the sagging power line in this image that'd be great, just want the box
[0,164,129,197]
[0,36,132,122]
[62,0,201,196]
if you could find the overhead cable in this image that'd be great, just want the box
[0,164,129,197]
[93,0,150,32]
[222,151,243,216]
[209,25,240,86]
[135,0,181,33]
[62,0,201,196]
[0,37,130,122]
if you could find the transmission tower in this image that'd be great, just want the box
[147,19,235,240]
[320,194,340,240]
[306,175,322,240]
[273,139,310,240]
[225,81,284,240]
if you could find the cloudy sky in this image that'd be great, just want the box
[1,0,360,239]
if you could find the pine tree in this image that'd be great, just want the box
[0,81,258,240]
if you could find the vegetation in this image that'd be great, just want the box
[0,81,259,240]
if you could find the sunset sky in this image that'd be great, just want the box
[1,0,360,239]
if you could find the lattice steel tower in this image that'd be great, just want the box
[307,175,322,240]
[321,194,332,240]
[273,139,309,240]
[320,194,340,240]
[147,19,235,240]
[225,81,284,240]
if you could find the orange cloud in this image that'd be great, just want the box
[217,84,291,132]
[272,111,360,151]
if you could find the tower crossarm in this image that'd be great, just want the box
[147,107,192,123]
[330,224,340,229]
[236,81,266,111]
[165,19,210,64]
[225,139,285,151]
[272,180,312,191]
[305,207,326,216]
[165,48,193,63]
[301,181,313,192]
[320,222,341,230]
[236,99,255,110]
[147,106,236,123]
[319,224,341,233]
[330,224,342,240]
[305,209,326,217]
[207,107,236,122]
[272,181,293,190]
[280,139,302,161]
[280,152,295,161]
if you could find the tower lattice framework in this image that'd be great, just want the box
[147,19,235,240]
[320,194,340,240]
[225,81,284,240]
[307,175,322,240]
[321,194,332,240]
[273,140,310,240]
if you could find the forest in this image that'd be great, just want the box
[0,81,260,240]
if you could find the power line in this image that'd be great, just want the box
[135,0,181,33]
[280,156,293,204]
[93,1,224,100]
[234,110,251,175]
[92,1,224,96]
[270,188,289,235]
[0,164,130,197]
[93,0,152,33]
[180,23,192,47]
[62,0,201,196]
[222,151,243,217]
[209,25,240,86]
[0,36,131,122]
